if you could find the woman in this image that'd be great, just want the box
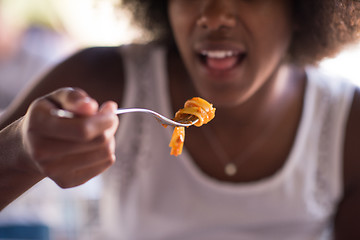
[1,0,360,239]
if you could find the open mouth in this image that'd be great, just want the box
[198,50,247,71]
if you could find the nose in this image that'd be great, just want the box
[196,0,237,30]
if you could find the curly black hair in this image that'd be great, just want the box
[121,0,360,65]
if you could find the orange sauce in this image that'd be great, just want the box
[169,97,216,156]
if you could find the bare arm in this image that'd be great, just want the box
[0,47,124,209]
[0,118,44,209]
[334,88,360,239]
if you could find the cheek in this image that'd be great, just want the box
[248,8,293,66]
[168,1,199,45]
[260,5,293,56]
[242,5,293,94]
[168,5,195,68]
[168,2,187,34]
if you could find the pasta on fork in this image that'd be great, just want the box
[169,97,216,156]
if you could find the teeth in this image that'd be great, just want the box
[200,50,237,59]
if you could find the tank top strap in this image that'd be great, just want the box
[108,43,168,190]
[306,67,355,213]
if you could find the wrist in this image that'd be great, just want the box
[0,118,45,179]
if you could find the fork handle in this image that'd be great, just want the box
[114,108,149,115]
[51,108,149,118]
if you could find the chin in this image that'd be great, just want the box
[197,88,249,109]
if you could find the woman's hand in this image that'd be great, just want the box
[21,87,119,188]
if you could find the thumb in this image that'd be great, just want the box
[47,87,99,116]
[99,101,118,114]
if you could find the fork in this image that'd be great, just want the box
[51,108,198,127]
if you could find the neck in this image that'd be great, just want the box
[208,64,306,133]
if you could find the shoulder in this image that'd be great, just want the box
[61,42,164,82]
[305,67,355,95]
[344,87,360,191]
[306,67,358,189]
[312,69,360,193]
[58,46,125,80]
[334,86,360,239]
[30,46,126,104]
[306,67,360,193]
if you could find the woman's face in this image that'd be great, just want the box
[168,0,293,107]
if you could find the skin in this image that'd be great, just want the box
[0,0,359,238]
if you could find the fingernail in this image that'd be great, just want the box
[102,103,117,114]
[75,97,92,107]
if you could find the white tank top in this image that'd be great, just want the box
[100,44,355,240]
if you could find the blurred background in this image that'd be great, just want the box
[0,0,144,113]
[0,0,141,239]
[0,0,359,239]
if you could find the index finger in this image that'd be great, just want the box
[28,97,118,142]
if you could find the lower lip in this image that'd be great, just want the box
[206,56,239,70]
